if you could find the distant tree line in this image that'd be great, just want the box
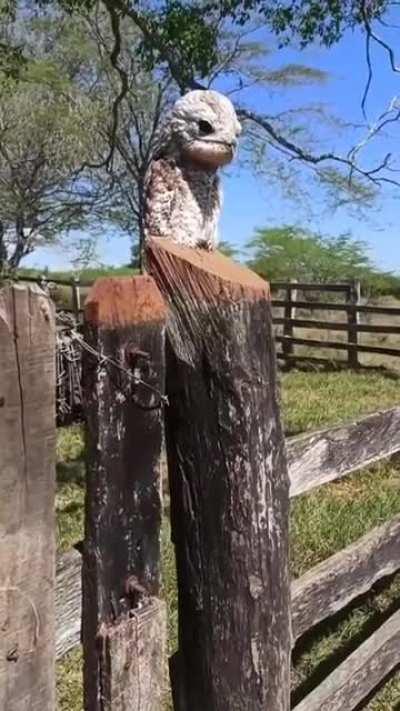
[1,0,400,273]
[18,226,400,304]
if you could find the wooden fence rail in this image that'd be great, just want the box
[54,405,400,658]
[271,279,400,366]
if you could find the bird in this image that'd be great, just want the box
[144,90,241,250]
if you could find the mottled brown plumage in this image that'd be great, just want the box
[145,90,241,249]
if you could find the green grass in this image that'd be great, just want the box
[280,369,400,435]
[56,369,400,710]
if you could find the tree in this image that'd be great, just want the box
[0,75,104,272]
[0,7,119,273]
[246,225,384,286]
[1,1,399,273]
[2,1,398,193]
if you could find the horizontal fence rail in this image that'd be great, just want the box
[14,276,400,371]
[292,514,400,643]
[56,511,400,661]
[272,299,400,316]
[293,608,400,711]
[54,405,400,661]
[287,406,400,497]
[271,279,400,367]
[277,335,400,358]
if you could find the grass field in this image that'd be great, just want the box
[56,369,400,710]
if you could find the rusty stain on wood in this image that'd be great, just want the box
[85,275,167,327]
[148,237,270,306]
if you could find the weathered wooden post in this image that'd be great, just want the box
[82,276,168,710]
[347,279,361,368]
[282,278,298,360]
[71,277,81,321]
[147,239,291,711]
[0,284,56,710]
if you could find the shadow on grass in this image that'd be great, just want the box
[56,460,85,486]
[291,572,400,706]
[355,665,400,710]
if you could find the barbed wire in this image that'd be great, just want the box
[56,312,168,412]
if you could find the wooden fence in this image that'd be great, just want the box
[1,250,400,710]
[17,273,82,320]
[271,279,400,367]
[19,274,400,375]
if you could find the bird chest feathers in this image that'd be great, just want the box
[145,158,221,249]
[144,89,241,251]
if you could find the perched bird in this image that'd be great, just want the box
[144,90,241,250]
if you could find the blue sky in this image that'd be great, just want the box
[25,22,400,273]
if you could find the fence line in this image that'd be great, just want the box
[2,271,400,710]
[271,279,400,365]
[16,274,400,368]
[54,404,400,661]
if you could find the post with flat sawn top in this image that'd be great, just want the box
[147,238,291,711]
[82,275,168,711]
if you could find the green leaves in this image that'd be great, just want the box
[246,225,392,291]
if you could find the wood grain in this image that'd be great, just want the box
[56,548,82,659]
[147,238,291,711]
[82,275,167,711]
[292,514,400,642]
[99,599,167,711]
[287,406,400,498]
[293,608,400,711]
[0,284,56,710]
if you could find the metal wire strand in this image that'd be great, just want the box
[56,313,168,414]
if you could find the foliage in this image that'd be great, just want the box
[0,9,113,272]
[4,2,391,75]
[247,225,400,294]
[0,1,397,271]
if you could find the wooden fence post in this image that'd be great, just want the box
[71,277,81,321]
[82,276,168,711]
[0,284,56,711]
[347,279,361,368]
[147,239,291,711]
[282,278,298,359]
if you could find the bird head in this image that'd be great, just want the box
[164,90,242,169]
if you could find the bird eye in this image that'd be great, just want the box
[198,119,214,135]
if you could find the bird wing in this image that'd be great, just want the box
[144,159,178,240]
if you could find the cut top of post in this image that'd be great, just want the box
[147,238,270,304]
[84,275,167,327]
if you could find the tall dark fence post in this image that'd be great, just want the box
[282,278,298,360]
[71,277,81,321]
[0,284,56,710]
[347,279,361,368]
[82,276,167,710]
[147,239,291,711]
